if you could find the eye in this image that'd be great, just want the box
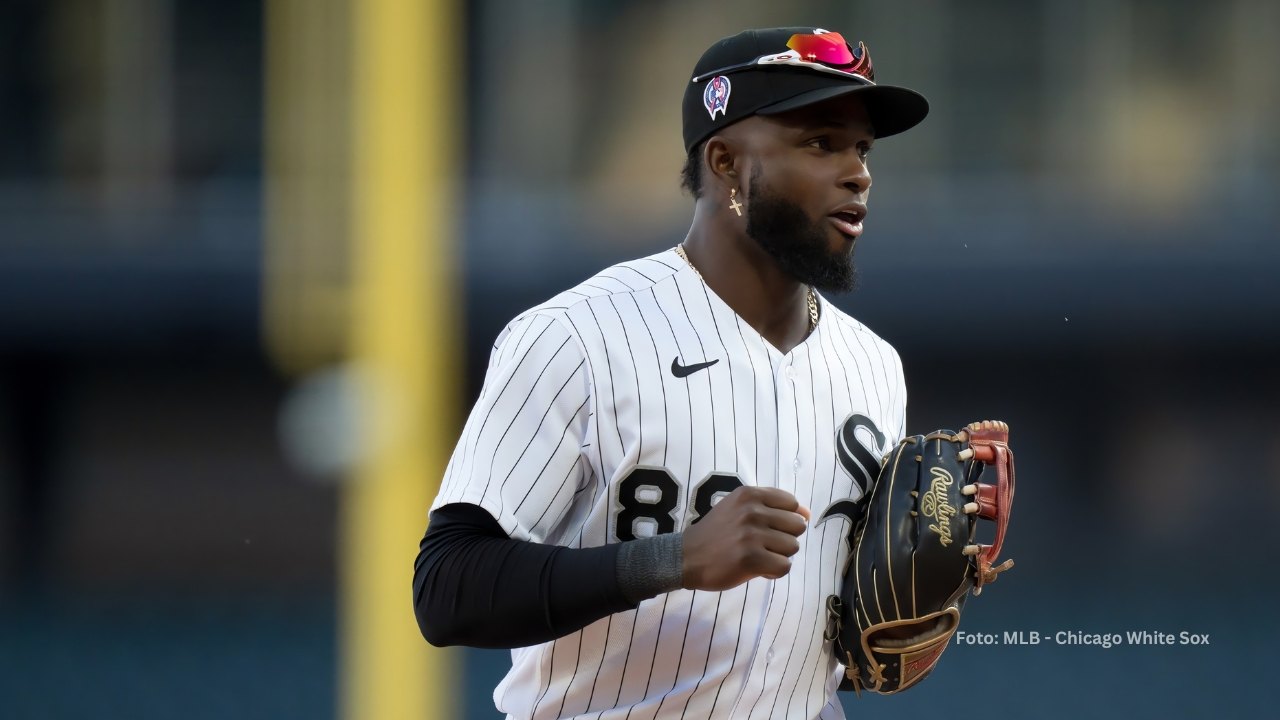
[857,143,873,161]
[807,136,833,152]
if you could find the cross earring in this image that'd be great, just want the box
[729,188,743,217]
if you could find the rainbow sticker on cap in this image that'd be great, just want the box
[703,75,731,119]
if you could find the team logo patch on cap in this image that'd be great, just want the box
[703,75,731,120]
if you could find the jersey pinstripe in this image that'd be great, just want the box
[432,248,907,720]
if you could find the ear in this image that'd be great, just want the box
[703,136,740,191]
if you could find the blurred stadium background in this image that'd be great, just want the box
[1,0,1277,717]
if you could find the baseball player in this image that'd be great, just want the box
[414,27,929,719]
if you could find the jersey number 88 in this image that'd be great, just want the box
[614,469,743,541]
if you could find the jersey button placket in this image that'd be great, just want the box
[775,359,799,490]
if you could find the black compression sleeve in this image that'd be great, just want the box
[413,503,638,649]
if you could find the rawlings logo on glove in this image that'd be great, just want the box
[921,467,958,545]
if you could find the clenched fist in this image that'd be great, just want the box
[681,486,810,591]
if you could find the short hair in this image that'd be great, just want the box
[680,140,706,199]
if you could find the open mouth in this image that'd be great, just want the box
[828,209,865,239]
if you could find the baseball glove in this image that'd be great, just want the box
[826,420,1016,695]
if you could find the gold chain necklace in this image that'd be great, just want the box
[675,244,819,332]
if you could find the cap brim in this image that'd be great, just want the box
[757,84,929,138]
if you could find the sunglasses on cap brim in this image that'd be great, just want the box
[691,32,875,84]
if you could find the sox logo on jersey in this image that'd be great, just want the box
[433,248,906,719]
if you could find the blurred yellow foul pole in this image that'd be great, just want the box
[266,0,461,715]
[346,1,461,719]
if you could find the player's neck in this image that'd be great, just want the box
[683,213,813,354]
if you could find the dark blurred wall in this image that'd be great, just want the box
[1,2,337,718]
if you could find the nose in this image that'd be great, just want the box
[841,153,872,195]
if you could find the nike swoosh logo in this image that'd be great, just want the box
[671,357,720,378]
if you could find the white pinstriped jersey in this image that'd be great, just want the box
[432,248,907,720]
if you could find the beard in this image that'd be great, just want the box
[744,167,858,293]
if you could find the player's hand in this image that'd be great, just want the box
[681,486,810,592]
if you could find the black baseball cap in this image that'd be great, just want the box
[682,27,929,153]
